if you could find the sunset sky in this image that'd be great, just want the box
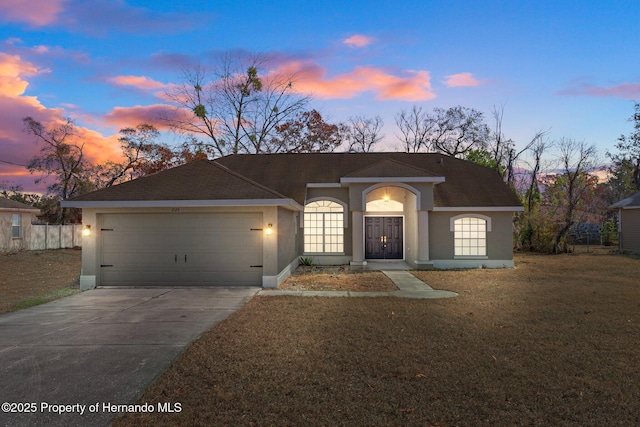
[1,0,638,193]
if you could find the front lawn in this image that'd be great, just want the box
[115,253,639,426]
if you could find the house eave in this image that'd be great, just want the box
[306,183,342,188]
[340,177,446,184]
[432,206,524,212]
[0,207,40,213]
[61,198,303,211]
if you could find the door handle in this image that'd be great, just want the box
[185,254,187,263]
[175,254,177,263]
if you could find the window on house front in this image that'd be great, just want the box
[304,200,344,253]
[453,216,487,257]
[11,214,21,239]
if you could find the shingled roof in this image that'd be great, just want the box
[609,191,640,209]
[65,153,522,208]
[67,159,288,203]
[344,159,438,179]
[0,198,40,212]
[216,153,521,207]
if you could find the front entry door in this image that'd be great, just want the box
[365,217,403,259]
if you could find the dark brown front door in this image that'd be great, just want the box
[365,217,403,259]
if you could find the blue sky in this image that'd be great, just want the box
[1,0,638,192]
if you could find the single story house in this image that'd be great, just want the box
[0,198,40,252]
[609,191,640,253]
[62,153,523,289]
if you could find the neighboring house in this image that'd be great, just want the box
[609,191,640,253]
[62,153,523,290]
[0,198,40,252]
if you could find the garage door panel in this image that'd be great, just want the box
[99,213,263,286]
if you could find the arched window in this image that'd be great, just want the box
[452,216,488,257]
[304,200,344,253]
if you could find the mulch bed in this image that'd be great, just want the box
[275,265,398,292]
[114,253,640,426]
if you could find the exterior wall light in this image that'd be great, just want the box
[383,195,390,202]
[266,224,273,235]
[82,225,91,237]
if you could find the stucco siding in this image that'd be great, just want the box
[277,207,298,271]
[429,211,515,264]
[0,212,36,252]
[620,209,640,253]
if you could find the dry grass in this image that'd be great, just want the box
[0,249,81,314]
[115,252,640,427]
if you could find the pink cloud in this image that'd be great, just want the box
[270,61,436,102]
[443,72,481,87]
[557,82,640,100]
[343,34,375,48]
[0,53,126,191]
[0,53,39,97]
[106,75,167,91]
[103,104,189,130]
[0,0,66,26]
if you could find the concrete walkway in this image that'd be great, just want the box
[258,270,458,299]
[0,287,258,427]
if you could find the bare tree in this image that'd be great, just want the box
[546,138,598,253]
[165,52,310,157]
[347,115,384,153]
[23,117,88,223]
[425,106,490,157]
[525,137,549,213]
[395,105,433,153]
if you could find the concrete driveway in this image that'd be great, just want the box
[0,287,258,427]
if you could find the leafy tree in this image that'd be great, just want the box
[463,148,505,175]
[270,109,348,153]
[0,183,41,206]
[166,53,309,157]
[88,123,161,189]
[88,125,213,190]
[347,115,384,153]
[606,101,640,198]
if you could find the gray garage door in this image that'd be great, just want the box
[99,213,263,286]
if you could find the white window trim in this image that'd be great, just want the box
[449,213,492,232]
[302,197,348,228]
[451,214,490,259]
[303,199,346,254]
[11,214,21,239]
